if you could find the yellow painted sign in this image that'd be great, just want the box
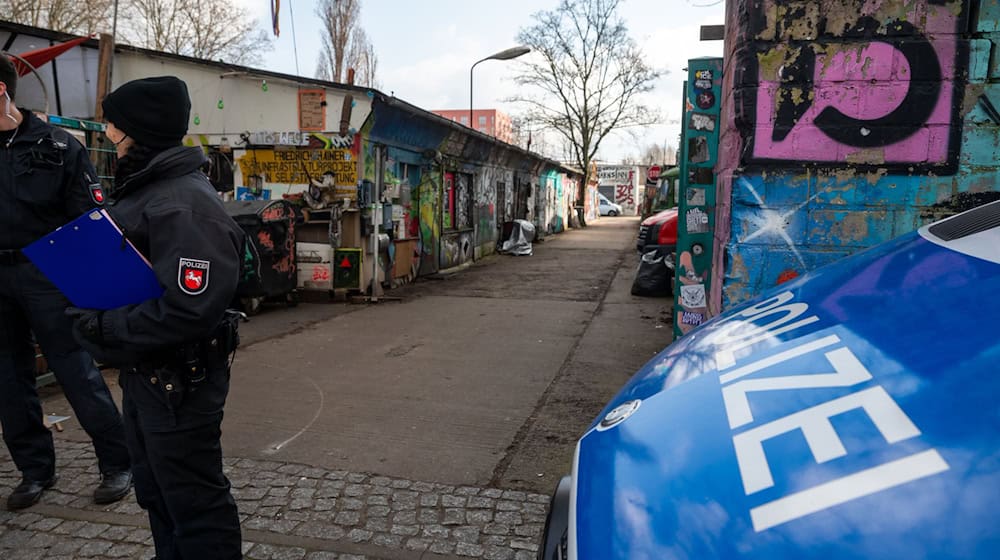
[238,149,357,196]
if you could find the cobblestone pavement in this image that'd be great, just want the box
[0,441,547,559]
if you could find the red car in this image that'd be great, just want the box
[636,207,678,255]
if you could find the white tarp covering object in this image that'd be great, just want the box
[500,220,535,256]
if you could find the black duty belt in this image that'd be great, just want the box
[0,250,29,265]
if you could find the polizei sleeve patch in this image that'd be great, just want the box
[89,182,105,204]
[178,258,211,295]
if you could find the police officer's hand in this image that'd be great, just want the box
[65,307,104,343]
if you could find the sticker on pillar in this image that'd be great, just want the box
[691,242,704,256]
[688,136,710,164]
[686,208,710,233]
[676,250,708,336]
[694,69,714,92]
[680,283,707,308]
[680,310,706,326]
[689,168,714,184]
[696,90,716,110]
[690,113,716,132]
[687,188,706,206]
[677,251,703,284]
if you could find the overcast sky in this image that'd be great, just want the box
[234,0,725,162]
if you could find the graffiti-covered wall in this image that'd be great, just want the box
[538,169,571,233]
[716,0,999,308]
[597,165,642,215]
[475,166,512,258]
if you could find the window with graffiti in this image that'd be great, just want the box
[497,181,508,224]
[515,176,533,221]
[444,172,474,231]
[444,172,454,230]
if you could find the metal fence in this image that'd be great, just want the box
[47,114,117,190]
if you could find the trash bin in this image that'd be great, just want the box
[223,199,299,314]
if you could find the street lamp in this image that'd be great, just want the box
[469,46,531,131]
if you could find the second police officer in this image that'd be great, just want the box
[0,54,133,511]
[66,75,245,559]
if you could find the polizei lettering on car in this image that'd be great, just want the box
[547,201,1000,560]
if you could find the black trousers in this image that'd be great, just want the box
[120,361,241,560]
[0,263,130,480]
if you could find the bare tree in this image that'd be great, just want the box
[315,0,378,86]
[347,28,379,88]
[119,0,271,66]
[315,0,356,82]
[634,142,672,165]
[1,0,115,35]
[510,0,662,208]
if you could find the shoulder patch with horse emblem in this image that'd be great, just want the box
[178,258,210,295]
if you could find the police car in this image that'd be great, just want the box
[539,200,1000,559]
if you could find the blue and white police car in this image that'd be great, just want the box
[540,200,1000,559]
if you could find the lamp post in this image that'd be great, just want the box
[469,46,530,131]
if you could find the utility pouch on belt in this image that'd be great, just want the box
[217,309,243,355]
[159,367,185,409]
[181,342,206,385]
[187,309,244,384]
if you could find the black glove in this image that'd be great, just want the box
[65,307,104,344]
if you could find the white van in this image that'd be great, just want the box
[598,194,623,216]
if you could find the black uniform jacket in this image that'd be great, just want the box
[94,147,245,365]
[1,109,103,249]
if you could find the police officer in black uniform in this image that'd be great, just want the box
[66,76,245,559]
[0,56,132,510]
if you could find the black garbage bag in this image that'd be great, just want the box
[631,250,674,297]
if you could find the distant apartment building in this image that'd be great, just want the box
[432,109,513,144]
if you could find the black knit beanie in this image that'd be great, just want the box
[102,76,191,148]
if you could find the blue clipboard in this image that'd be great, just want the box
[23,209,164,310]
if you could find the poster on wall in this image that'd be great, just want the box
[235,186,272,201]
[298,89,326,131]
[237,147,358,200]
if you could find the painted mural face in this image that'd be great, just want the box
[743,1,961,170]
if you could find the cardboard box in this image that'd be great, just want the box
[393,239,417,279]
